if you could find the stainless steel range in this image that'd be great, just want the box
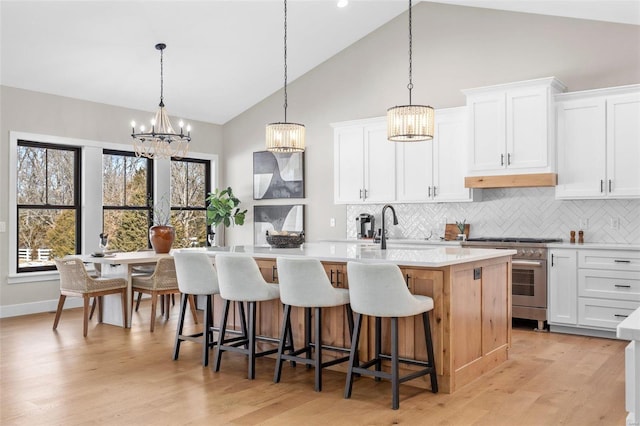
[462,237,562,330]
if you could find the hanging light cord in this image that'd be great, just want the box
[159,45,165,108]
[407,0,413,105]
[283,0,288,122]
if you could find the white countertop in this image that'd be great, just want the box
[617,307,640,341]
[547,242,640,250]
[326,238,462,247]
[202,241,516,268]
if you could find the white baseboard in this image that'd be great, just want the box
[0,298,85,318]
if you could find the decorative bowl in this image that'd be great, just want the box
[265,232,305,248]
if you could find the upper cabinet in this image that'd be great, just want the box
[555,85,640,199]
[463,77,567,176]
[396,107,476,203]
[333,118,396,204]
[333,109,474,205]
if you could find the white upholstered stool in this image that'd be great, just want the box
[214,253,290,380]
[344,261,438,410]
[274,257,353,392]
[173,251,222,366]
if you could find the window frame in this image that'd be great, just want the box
[8,131,218,284]
[15,140,82,273]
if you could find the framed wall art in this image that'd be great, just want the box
[253,151,304,200]
[253,204,304,245]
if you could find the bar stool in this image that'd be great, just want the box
[173,251,222,366]
[344,261,438,410]
[273,257,353,392]
[214,253,291,379]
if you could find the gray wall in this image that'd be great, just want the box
[222,2,640,246]
[0,86,223,309]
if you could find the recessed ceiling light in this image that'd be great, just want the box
[337,0,348,8]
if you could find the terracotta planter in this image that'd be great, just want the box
[149,225,175,254]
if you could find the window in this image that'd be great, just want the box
[102,150,153,252]
[170,158,211,248]
[16,141,80,273]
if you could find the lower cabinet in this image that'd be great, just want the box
[548,248,640,336]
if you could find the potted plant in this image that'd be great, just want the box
[149,195,175,253]
[206,187,247,246]
[456,219,467,241]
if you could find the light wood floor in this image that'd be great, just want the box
[0,302,628,425]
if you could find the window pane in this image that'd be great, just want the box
[47,148,75,205]
[103,154,125,205]
[172,210,207,248]
[103,154,148,207]
[171,161,206,207]
[103,210,150,252]
[17,145,46,204]
[18,208,75,269]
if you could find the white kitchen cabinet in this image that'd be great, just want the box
[555,85,640,199]
[463,77,567,176]
[548,248,578,325]
[396,107,475,202]
[333,118,395,204]
[549,247,640,336]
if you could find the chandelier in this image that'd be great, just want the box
[131,43,191,159]
[266,0,306,153]
[387,0,434,142]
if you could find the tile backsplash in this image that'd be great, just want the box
[346,187,640,244]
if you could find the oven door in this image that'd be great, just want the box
[511,259,547,308]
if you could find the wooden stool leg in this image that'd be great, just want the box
[344,313,362,399]
[83,295,90,337]
[150,293,158,332]
[53,295,66,330]
[164,294,171,320]
[97,296,103,323]
[89,297,97,320]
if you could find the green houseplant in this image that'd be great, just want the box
[206,187,247,245]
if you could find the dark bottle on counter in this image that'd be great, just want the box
[578,230,584,244]
[570,230,576,244]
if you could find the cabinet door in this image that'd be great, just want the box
[364,122,396,202]
[334,126,365,203]
[606,93,640,198]
[396,139,433,202]
[555,98,606,199]
[468,92,506,172]
[548,249,578,325]
[506,86,549,170]
[433,108,472,202]
[254,259,283,349]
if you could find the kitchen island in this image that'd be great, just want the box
[203,242,515,393]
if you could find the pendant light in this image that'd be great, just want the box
[266,0,306,153]
[131,43,191,159]
[387,0,434,142]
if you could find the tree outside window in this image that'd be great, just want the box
[171,158,210,248]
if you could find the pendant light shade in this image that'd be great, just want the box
[266,0,305,153]
[387,0,433,142]
[131,43,191,159]
[387,104,434,142]
[266,122,306,152]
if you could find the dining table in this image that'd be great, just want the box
[81,251,171,327]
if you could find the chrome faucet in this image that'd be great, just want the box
[380,204,398,250]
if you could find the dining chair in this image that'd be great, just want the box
[53,257,127,337]
[131,257,197,332]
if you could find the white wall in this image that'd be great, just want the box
[222,2,640,246]
[0,86,223,312]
